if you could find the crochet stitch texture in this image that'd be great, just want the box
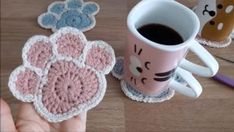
[38,0,99,32]
[8,27,115,122]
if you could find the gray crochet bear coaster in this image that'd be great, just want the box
[111,57,187,103]
[38,0,99,32]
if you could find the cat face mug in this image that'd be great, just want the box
[122,0,219,101]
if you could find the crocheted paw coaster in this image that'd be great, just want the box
[8,27,115,122]
[111,57,190,103]
[38,0,99,32]
[196,35,232,48]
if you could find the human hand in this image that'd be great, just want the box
[0,99,86,132]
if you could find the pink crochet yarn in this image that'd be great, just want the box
[42,61,98,114]
[8,27,115,122]
[27,41,52,68]
[57,33,85,58]
[86,47,112,71]
[15,69,38,95]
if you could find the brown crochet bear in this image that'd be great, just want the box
[195,0,234,45]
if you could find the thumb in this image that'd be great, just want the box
[0,99,17,132]
[59,112,87,132]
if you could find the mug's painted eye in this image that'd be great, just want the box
[141,77,147,84]
[136,67,143,73]
[144,61,150,70]
[217,4,223,9]
[209,21,215,25]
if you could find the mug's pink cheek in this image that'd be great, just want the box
[15,70,39,95]
[41,61,99,114]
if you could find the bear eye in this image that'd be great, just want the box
[209,21,215,25]
[217,4,223,9]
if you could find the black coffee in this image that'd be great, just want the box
[137,24,184,45]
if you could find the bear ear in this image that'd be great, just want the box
[85,41,115,74]
[8,66,39,102]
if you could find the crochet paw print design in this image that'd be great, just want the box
[38,0,99,32]
[8,27,115,122]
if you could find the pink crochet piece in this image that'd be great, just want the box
[57,33,85,58]
[86,46,113,71]
[42,61,99,114]
[27,41,52,68]
[8,27,116,122]
[15,69,39,95]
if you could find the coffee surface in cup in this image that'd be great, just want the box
[137,24,184,45]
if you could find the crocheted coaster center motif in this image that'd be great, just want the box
[8,27,115,122]
[42,61,99,114]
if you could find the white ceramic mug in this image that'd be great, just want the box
[124,0,219,98]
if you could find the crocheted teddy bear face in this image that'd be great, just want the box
[195,0,234,41]
[8,27,115,122]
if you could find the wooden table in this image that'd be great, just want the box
[1,0,234,132]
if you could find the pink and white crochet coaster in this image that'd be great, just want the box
[8,27,115,122]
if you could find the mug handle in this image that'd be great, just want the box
[169,67,202,98]
[179,40,219,77]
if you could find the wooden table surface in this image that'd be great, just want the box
[1,0,234,132]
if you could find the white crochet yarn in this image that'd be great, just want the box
[196,36,232,48]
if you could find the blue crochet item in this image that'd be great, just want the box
[112,57,124,79]
[38,0,99,32]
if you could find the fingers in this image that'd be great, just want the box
[59,112,87,132]
[0,99,17,132]
[16,102,87,132]
[16,102,50,132]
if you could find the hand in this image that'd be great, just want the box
[0,99,86,132]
